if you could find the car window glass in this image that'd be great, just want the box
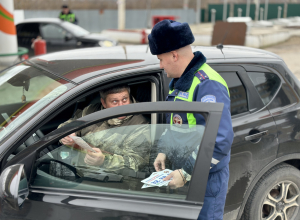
[17,23,40,38]
[268,83,297,110]
[31,112,206,200]
[247,72,281,106]
[0,62,71,143]
[219,72,248,116]
[61,22,89,37]
[40,24,67,40]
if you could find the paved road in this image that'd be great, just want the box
[264,36,300,79]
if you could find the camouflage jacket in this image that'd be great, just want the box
[58,103,151,172]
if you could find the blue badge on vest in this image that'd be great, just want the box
[178,91,189,99]
[201,95,216,103]
[195,70,209,82]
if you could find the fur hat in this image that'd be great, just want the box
[148,20,195,55]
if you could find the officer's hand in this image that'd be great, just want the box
[154,153,166,171]
[163,170,186,189]
[60,133,76,146]
[84,148,105,166]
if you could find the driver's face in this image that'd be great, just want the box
[101,90,131,120]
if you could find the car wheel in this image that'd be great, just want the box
[103,176,109,183]
[243,163,300,220]
[120,177,124,183]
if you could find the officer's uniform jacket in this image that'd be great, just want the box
[58,102,151,172]
[159,51,234,174]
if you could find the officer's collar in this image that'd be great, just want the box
[169,51,206,92]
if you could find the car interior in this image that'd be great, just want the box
[9,80,155,159]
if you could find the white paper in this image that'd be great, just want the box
[141,169,173,188]
[70,136,96,153]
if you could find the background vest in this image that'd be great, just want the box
[59,13,76,23]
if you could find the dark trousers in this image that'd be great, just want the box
[198,165,229,220]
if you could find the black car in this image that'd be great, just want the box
[16,18,118,56]
[0,45,300,220]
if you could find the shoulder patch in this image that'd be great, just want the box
[195,70,209,82]
[201,95,216,103]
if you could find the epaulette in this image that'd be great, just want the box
[195,70,209,82]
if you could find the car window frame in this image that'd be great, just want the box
[241,63,300,106]
[5,101,224,219]
[246,71,283,107]
[0,72,161,169]
[210,65,265,117]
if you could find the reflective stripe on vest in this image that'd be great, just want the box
[169,63,229,128]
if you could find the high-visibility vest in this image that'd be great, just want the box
[168,63,229,128]
[59,13,76,23]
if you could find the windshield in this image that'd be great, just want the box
[61,22,90,37]
[0,62,72,143]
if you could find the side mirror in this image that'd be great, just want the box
[0,164,29,210]
[65,33,73,41]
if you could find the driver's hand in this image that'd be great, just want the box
[154,153,166,171]
[84,148,105,166]
[60,133,76,146]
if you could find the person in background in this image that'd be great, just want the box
[59,4,78,24]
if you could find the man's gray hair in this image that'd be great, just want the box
[99,85,130,102]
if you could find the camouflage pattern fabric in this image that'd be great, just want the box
[58,103,151,173]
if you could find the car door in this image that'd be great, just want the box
[39,23,77,53]
[210,65,278,219]
[0,101,223,220]
[242,64,300,157]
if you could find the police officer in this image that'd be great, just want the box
[149,20,234,220]
[59,5,78,24]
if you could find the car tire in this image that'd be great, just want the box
[103,176,109,183]
[243,163,300,220]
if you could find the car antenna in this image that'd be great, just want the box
[217,44,224,55]
[216,23,232,56]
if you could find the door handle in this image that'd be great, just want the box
[245,130,268,141]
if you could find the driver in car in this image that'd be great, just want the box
[58,85,151,173]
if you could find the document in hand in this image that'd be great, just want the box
[70,136,96,153]
[141,169,173,189]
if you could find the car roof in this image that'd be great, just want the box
[29,45,282,84]
[16,18,63,25]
